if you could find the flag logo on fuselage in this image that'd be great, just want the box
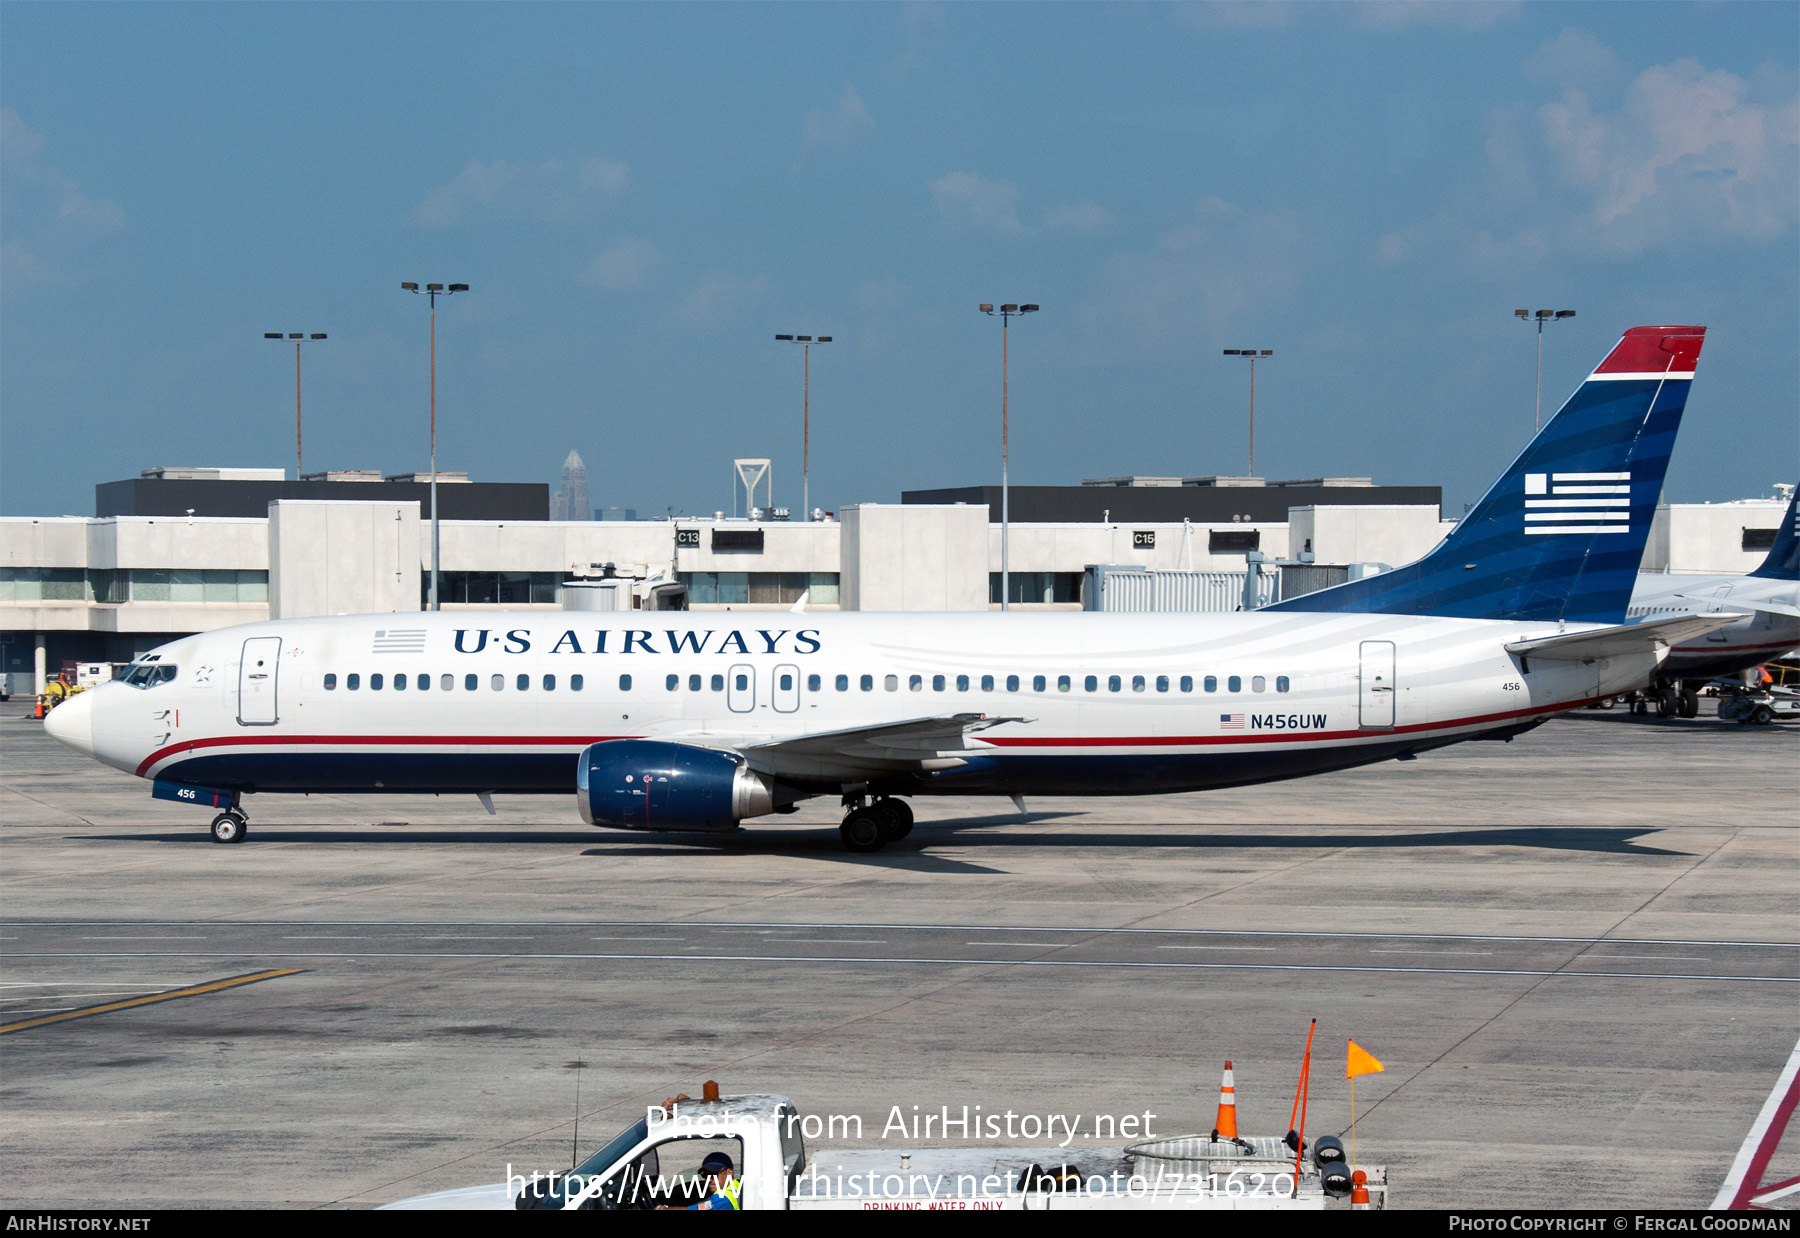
[1523,472,1631,536]
[1220,713,1245,729]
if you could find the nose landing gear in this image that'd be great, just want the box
[210,801,248,844]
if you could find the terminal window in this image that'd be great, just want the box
[432,571,561,606]
[680,572,838,605]
[989,572,1082,605]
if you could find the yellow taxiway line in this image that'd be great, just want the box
[0,968,305,1035]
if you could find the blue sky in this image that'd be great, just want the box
[3,2,1795,520]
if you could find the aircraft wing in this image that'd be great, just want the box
[740,713,1029,781]
[1674,593,1800,619]
[1505,613,1747,662]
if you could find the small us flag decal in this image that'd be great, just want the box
[1220,713,1245,730]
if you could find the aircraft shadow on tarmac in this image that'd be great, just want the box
[85,818,1686,867]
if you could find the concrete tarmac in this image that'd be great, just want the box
[1,698,1795,1209]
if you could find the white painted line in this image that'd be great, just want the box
[76,936,206,941]
[966,941,1076,947]
[417,936,535,940]
[10,950,1794,984]
[1157,945,1280,951]
[1752,1180,1800,1205]
[1711,1030,1800,1209]
[589,936,683,941]
[280,935,367,940]
[776,939,887,945]
[1369,949,1493,956]
[1584,954,1709,962]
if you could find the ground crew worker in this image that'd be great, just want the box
[685,1152,740,1210]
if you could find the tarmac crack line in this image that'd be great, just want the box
[1342,826,1745,1137]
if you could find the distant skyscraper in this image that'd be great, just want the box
[550,450,590,522]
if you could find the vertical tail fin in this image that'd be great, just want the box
[1269,325,1707,623]
[1748,490,1798,581]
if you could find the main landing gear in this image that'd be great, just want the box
[839,796,913,853]
[210,797,248,845]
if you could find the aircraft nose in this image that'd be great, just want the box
[42,688,95,757]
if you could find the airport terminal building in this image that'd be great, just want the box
[2,465,1787,692]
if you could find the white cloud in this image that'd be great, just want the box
[1539,58,1799,248]
[803,85,874,153]
[0,109,125,285]
[1355,1,1520,30]
[1523,28,1624,96]
[928,171,1025,237]
[1083,196,1305,352]
[583,237,656,291]
[668,272,767,329]
[1044,200,1113,234]
[409,156,630,228]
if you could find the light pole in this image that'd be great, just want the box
[1515,309,1576,431]
[264,332,327,478]
[979,303,1038,611]
[775,334,831,520]
[401,281,470,611]
[1223,349,1273,476]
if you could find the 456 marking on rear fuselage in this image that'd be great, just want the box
[1252,714,1329,730]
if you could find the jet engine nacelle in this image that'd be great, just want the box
[576,739,776,832]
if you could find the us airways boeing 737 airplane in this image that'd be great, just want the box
[1621,491,1798,716]
[46,325,1740,851]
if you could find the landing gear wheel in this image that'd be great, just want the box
[840,810,886,853]
[872,798,914,842]
[1678,691,1699,719]
[210,812,247,844]
[1656,688,1679,718]
[1753,705,1775,725]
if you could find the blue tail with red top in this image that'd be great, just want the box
[1268,325,1707,625]
[1748,491,1798,581]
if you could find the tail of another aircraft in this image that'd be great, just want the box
[1269,324,1707,625]
[1748,490,1798,581]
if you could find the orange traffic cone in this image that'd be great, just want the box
[1351,1169,1371,1209]
[1211,1061,1239,1141]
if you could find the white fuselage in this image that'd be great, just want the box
[1627,572,1799,679]
[56,608,1662,808]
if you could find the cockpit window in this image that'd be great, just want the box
[121,663,176,689]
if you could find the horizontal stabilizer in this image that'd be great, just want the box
[1674,594,1800,619]
[1504,612,1745,662]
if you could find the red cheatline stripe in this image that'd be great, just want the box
[138,697,1592,777]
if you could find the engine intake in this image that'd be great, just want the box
[576,739,779,832]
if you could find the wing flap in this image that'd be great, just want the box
[743,713,1028,781]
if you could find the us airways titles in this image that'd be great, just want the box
[451,627,824,656]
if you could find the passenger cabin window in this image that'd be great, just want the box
[807,674,821,692]
[959,675,972,692]
[1180,676,1192,692]
[1276,676,1290,693]
[1155,676,1168,693]
[884,675,898,691]
[371,673,384,690]
[689,674,702,691]
[465,674,477,691]
[1006,675,1019,692]
[441,674,453,691]
[324,674,338,691]
[836,674,850,692]
[394,673,407,691]
[666,674,680,691]
[909,674,923,691]
[1252,675,1265,693]
[491,674,504,691]
[980,675,993,691]
[517,674,530,691]
[1228,675,1242,693]
[1132,675,1146,692]
[1084,675,1098,692]
[735,673,749,691]
[619,674,632,691]
[1108,675,1121,692]
[347,673,361,691]
[543,675,556,691]
[1203,676,1217,693]
[1057,675,1070,692]
[711,674,724,691]
[779,672,793,692]
[932,674,946,691]
[571,674,584,691]
[861,674,874,691]
[417,673,429,690]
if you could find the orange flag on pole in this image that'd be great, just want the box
[1346,1040,1385,1079]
